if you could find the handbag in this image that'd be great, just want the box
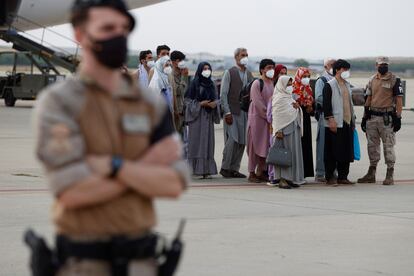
[353,129,361,161]
[266,138,292,167]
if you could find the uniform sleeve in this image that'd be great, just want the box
[179,76,189,95]
[220,70,231,115]
[323,83,334,118]
[173,75,189,115]
[393,78,403,97]
[34,91,92,196]
[365,78,373,96]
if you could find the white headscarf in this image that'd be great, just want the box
[149,56,172,92]
[272,75,303,135]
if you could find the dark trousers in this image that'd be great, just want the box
[324,122,354,181]
[325,159,350,180]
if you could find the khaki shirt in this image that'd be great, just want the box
[34,75,189,239]
[366,72,401,109]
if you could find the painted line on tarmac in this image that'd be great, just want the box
[191,183,266,188]
[1,179,414,193]
[190,178,414,188]
[0,188,48,193]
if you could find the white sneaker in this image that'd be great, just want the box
[266,179,279,187]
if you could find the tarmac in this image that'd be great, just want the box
[1,101,414,276]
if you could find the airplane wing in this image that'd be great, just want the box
[1,0,168,31]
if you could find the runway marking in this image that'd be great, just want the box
[1,179,414,194]
[190,178,414,188]
[11,173,40,178]
[0,188,48,193]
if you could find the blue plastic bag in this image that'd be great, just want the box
[354,129,361,161]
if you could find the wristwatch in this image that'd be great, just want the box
[110,156,123,178]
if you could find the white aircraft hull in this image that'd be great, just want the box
[2,0,166,31]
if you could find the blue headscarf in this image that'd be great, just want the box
[185,62,216,102]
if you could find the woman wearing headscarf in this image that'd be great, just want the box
[267,64,288,127]
[267,64,288,129]
[292,67,314,179]
[148,55,174,112]
[266,64,288,184]
[273,64,288,85]
[271,75,304,188]
[185,62,220,179]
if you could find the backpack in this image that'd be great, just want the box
[319,76,328,84]
[240,78,264,112]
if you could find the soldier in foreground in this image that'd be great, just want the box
[358,56,403,185]
[30,0,189,275]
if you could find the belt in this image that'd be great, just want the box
[370,110,393,117]
[370,107,394,113]
[56,233,162,276]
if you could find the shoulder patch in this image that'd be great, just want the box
[37,77,87,123]
[46,123,73,155]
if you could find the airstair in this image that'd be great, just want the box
[0,15,80,73]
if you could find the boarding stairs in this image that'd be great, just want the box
[0,15,80,73]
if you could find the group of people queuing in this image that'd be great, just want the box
[133,45,220,179]
[133,46,403,188]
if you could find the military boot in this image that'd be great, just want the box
[357,166,376,183]
[383,168,394,185]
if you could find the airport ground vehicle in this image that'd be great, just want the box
[0,51,64,106]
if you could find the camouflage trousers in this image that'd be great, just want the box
[366,116,396,169]
[57,258,157,276]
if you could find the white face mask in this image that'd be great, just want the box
[163,66,172,75]
[328,68,333,75]
[341,70,350,79]
[178,61,187,69]
[146,60,155,68]
[239,57,249,66]
[265,69,275,79]
[201,69,212,78]
[301,77,310,86]
[285,86,294,94]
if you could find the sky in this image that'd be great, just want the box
[14,0,414,59]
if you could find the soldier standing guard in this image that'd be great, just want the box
[31,0,189,275]
[358,56,403,185]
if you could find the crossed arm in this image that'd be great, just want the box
[58,135,185,210]
[35,91,187,211]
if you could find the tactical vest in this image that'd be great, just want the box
[368,72,397,109]
[53,77,161,240]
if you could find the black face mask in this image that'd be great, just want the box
[378,65,389,75]
[90,35,128,69]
